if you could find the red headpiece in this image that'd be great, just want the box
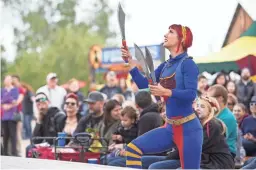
[169,24,193,52]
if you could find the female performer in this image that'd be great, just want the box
[121,24,203,169]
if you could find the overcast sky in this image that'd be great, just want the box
[0,0,238,61]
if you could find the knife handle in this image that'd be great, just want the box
[122,40,129,64]
[148,79,161,102]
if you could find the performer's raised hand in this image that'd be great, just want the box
[121,46,132,62]
[149,84,172,97]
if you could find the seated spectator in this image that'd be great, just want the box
[233,103,248,166]
[112,94,125,105]
[107,91,163,167]
[26,92,65,157]
[226,81,237,95]
[227,93,238,111]
[108,96,235,169]
[56,93,81,144]
[212,72,228,87]
[99,99,122,145]
[207,84,237,157]
[135,91,162,135]
[108,106,138,157]
[197,74,208,95]
[74,91,105,134]
[241,96,256,156]
[236,68,256,110]
[233,103,249,128]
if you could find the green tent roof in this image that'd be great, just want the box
[241,21,256,37]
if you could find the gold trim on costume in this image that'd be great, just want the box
[159,73,175,80]
[127,143,143,155]
[182,26,187,42]
[126,151,142,159]
[164,113,196,126]
[126,160,142,166]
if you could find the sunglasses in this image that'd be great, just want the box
[250,102,256,106]
[65,102,76,106]
[36,98,48,103]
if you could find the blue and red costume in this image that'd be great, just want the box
[125,25,203,169]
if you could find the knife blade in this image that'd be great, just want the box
[134,43,150,79]
[145,47,157,84]
[118,2,129,65]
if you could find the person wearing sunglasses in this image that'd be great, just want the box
[240,96,256,156]
[26,92,65,157]
[54,93,81,144]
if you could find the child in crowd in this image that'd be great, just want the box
[108,106,138,157]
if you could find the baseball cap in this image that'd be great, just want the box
[35,92,49,103]
[84,91,104,103]
[46,73,57,82]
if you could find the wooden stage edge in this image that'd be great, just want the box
[1,156,126,170]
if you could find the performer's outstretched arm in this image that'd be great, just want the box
[169,59,199,100]
[129,62,166,89]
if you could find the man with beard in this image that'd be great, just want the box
[26,92,65,157]
[74,91,105,133]
[236,68,256,110]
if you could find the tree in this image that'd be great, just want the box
[4,0,117,93]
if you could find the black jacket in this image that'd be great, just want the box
[200,118,234,169]
[166,118,235,169]
[138,103,162,136]
[114,123,138,144]
[32,107,65,145]
[236,80,256,109]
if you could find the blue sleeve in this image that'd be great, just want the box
[129,62,166,89]
[130,67,148,89]
[169,59,199,101]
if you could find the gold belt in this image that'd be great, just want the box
[164,113,197,126]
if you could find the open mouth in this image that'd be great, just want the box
[164,39,168,42]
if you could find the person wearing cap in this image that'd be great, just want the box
[36,73,67,110]
[26,92,65,157]
[240,96,256,156]
[73,91,105,134]
[100,71,122,99]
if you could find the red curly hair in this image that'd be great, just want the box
[65,93,79,105]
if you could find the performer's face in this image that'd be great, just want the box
[195,99,210,120]
[163,28,179,49]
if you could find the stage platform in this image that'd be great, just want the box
[1,156,126,170]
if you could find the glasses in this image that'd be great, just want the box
[65,102,76,106]
[250,102,256,107]
[36,98,48,103]
[228,103,234,106]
